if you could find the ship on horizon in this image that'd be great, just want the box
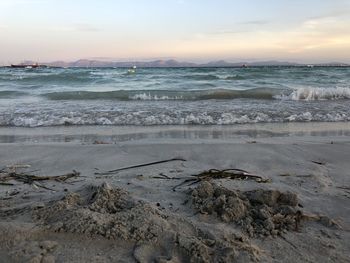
[10,62,41,69]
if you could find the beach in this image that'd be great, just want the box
[2,0,350,261]
[0,123,349,262]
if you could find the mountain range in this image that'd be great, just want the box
[16,59,350,68]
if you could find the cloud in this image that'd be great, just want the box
[209,29,252,35]
[206,19,270,36]
[273,16,350,53]
[300,16,349,35]
[238,20,270,25]
[167,11,350,62]
[308,7,350,20]
[52,23,100,33]
[74,23,100,32]
[0,0,49,6]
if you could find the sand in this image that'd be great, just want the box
[0,124,349,262]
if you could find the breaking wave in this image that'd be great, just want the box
[2,110,349,127]
[43,88,284,101]
[283,87,350,101]
[42,87,350,101]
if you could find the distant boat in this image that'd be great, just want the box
[11,63,40,69]
[127,65,137,74]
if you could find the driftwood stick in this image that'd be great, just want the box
[151,173,183,180]
[0,182,14,186]
[95,158,186,175]
[311,161,326,165]
[32,182,56,191]
[336,186,350,191]
[152,176,182,180]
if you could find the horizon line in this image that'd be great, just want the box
[3,58,350,66]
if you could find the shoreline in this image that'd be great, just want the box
[0,122,349,144]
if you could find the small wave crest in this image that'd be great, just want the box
[130,93,183,100]
[276,87,350,101]
[0,90,28,98]
[184,74,220,81]
[225,75,246,80]
[6,71,93,83]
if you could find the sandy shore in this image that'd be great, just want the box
[0,123,349,262]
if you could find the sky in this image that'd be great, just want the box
[0,0,350,64]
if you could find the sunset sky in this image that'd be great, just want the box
[1,0,350,63]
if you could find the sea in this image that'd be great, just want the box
[0,66,349,127]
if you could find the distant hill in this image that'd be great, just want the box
[10,59,350,68]
[248,61,303,66]
[313,62,350,67]
[44,59,197,68]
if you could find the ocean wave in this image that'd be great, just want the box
[130,93,182,100]
[183,74,220,81]
[276,87,350,101]
[1,111,349,127]
[43,88,284,101]
[0,90,28,98]
[5,86,350,102]
[225,75,246,80]
[3,71,94,83]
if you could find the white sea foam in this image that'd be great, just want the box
[278,87,350,101]
[130,93,182,100]
[2,110,349,127]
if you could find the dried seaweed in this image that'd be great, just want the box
[173,168,270,191]
[0,165,80,189]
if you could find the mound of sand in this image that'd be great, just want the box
[33,183,262,262]
[191,182,301,237]
[34,183,173,244]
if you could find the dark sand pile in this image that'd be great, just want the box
[191,181,304,237]
[33,183,262,263]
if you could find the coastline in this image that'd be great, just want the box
[0,122,349,262]
[0,122,349,144]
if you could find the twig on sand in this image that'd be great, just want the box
[0,182,14,186]
[94,158,186,175]
[279,235,304,257]
[336,186,350,191]
[172,168,270,191]
[311,160,326,166]
[93,140,111,145]
[32,182,57,192]
[152,173,182,180]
